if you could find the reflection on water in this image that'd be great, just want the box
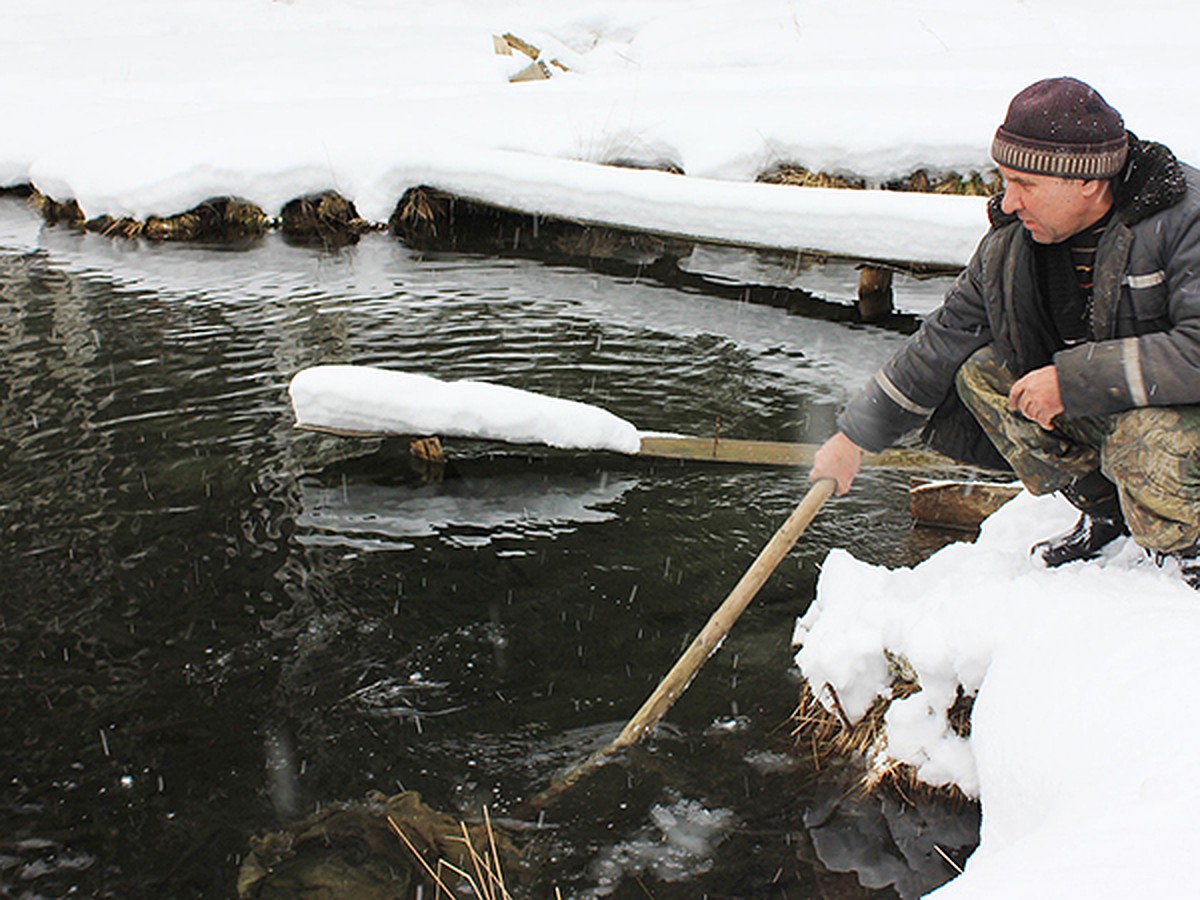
[806,782,980,898]
[0,198,974,898]
[296,460,636,552]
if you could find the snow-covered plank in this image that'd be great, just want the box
[289,365,642,454]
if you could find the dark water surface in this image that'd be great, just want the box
[0,199,976,898]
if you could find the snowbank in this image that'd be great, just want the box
[793,492,1200,897]
[7,1,1200,267]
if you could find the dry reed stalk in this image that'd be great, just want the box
[388,817,454,895]
[401,188,440,225]
[933,843,965,874]
[389,807,515,900]
[483,807,508,898]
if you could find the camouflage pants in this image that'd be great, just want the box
[955,345,1200,552]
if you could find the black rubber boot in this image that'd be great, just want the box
[1031,472,1129,568]
[1150,545,1200,590]
[1173,546,1200,590]
[1033,512,1129,567]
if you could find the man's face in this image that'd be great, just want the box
[998,165,1109,244]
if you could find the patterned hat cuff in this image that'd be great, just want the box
[992,129,1128,179]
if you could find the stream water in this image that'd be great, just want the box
[0,197,978,899]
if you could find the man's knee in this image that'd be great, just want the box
[955,344,1010,407]
[1103,406,1200,552]
[1105,407,1200,486]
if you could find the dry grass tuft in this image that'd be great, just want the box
[758,164,1001,196]
[884,168,1001,196]
[603,156,685,175]
[86,215,145,238]
[791,668,975,805]
[28,189,84,226]
[391,805,520,900]
[27,191,269,242]
[237,790,523,899]
[280,190,376,247]
[141,196,268,242]
[389,185,451,245]
[757,164,867,190]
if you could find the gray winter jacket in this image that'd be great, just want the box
[838,137,1200,466]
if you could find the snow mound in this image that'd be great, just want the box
[289,365,642,453]
[793,490,1200,897]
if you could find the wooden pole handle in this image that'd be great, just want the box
[528,477,835,808]
[611,477,834,749]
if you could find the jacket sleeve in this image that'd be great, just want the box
[838,244,994,452]
[1057,188,1200,415]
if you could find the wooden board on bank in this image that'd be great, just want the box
[909,478,1022,532]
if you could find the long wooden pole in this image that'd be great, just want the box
[527,477,836,808]
[296,422,957,471]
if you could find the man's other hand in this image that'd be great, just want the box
[1008,364,1064,430]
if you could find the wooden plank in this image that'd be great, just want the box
[909,479,1021,531]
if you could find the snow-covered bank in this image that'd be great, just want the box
[384,153,987,268]
[6,1,1200,268]
[793,493,1200,897]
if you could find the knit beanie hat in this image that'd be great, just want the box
[991,77,1128,179]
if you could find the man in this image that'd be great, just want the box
[810,76,1200,585]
